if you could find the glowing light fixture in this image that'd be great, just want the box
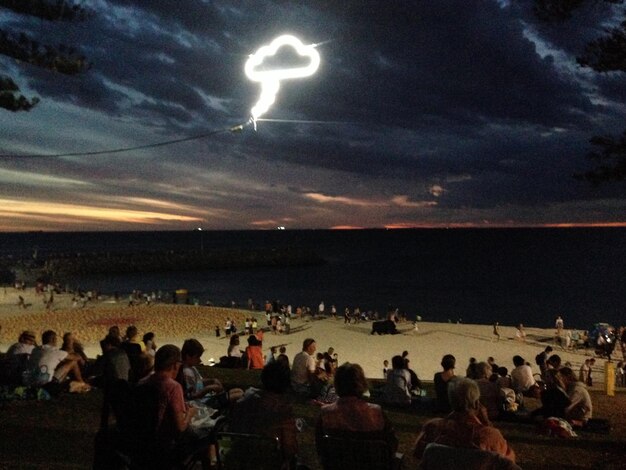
[245,35,320,122]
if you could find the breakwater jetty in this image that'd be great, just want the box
[2,247,325,282]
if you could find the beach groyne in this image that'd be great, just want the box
[2,247,325,281]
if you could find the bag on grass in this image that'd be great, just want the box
[540,417,577,438]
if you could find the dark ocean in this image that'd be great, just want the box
[1,228,624,330]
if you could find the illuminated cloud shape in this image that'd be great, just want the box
[245,35,320,121]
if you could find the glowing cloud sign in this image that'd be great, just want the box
[245,35,320,122]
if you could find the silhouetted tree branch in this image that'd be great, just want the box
[534,0,626,184]
[534,0,623,22]
[578,20,626,72]
[575,131,626,185]
[0,0,91,112]
[0,75,39,111]
[0,30,90,75]
[0,0,89,22]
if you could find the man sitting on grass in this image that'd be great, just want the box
[28,330,87,389]
[133,344,211,467]
[511,355,540,399]
[291,338,322,398]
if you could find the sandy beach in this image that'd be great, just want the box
[0,287,612,385]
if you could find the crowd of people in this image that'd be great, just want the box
[2,301,623,469]
[428,347,597,429]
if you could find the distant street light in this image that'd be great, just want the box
[197,227,204,255]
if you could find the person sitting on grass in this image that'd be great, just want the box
[434,354,456,413]
[2,330,37,384]
[143,332,157,357]
[511,355,540,399]
[124,325,146,353]
[99,334,131,383]
[381,355,413,407]
[476,362,501,421]
[543,354,562,387]
[229,361,299,469]
[414,377,515,463]
[7,330,37,356]
[316,362,398,461]
[291,338,320,398]
[28,329,89,390]
[133,344,212,468]
[61,332,88,372]
[559,367,593,427]
[178,339,243,407]
[531,368,570,420]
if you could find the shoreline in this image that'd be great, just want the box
[0,287,616,384]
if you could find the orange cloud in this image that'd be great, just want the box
[391,196,438,208]
[304,193,386,207]
[0,198,202,225]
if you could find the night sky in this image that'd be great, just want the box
[1,0,625,231]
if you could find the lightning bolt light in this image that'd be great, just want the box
[245,35,321,122]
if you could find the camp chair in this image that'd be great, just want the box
[418,443,521,470]
[317,434,403,470]
[216,431,284,470]
[109,382,211,470]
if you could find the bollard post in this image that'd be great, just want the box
[605,361,615,397]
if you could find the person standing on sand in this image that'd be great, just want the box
[555,315,564,337]
[492,322,500,342]
[515,324,526,342]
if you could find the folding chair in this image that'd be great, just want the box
[418,443,522,470]
[216,431,283,470]
[317,434,402,470]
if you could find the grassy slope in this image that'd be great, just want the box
[1,368,624,469]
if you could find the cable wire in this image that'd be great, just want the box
[0,127,232,159]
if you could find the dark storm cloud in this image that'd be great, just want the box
[513,0,623,56]
[298,1,596,130]
[2,0,626,229]
[10,1,603,133]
